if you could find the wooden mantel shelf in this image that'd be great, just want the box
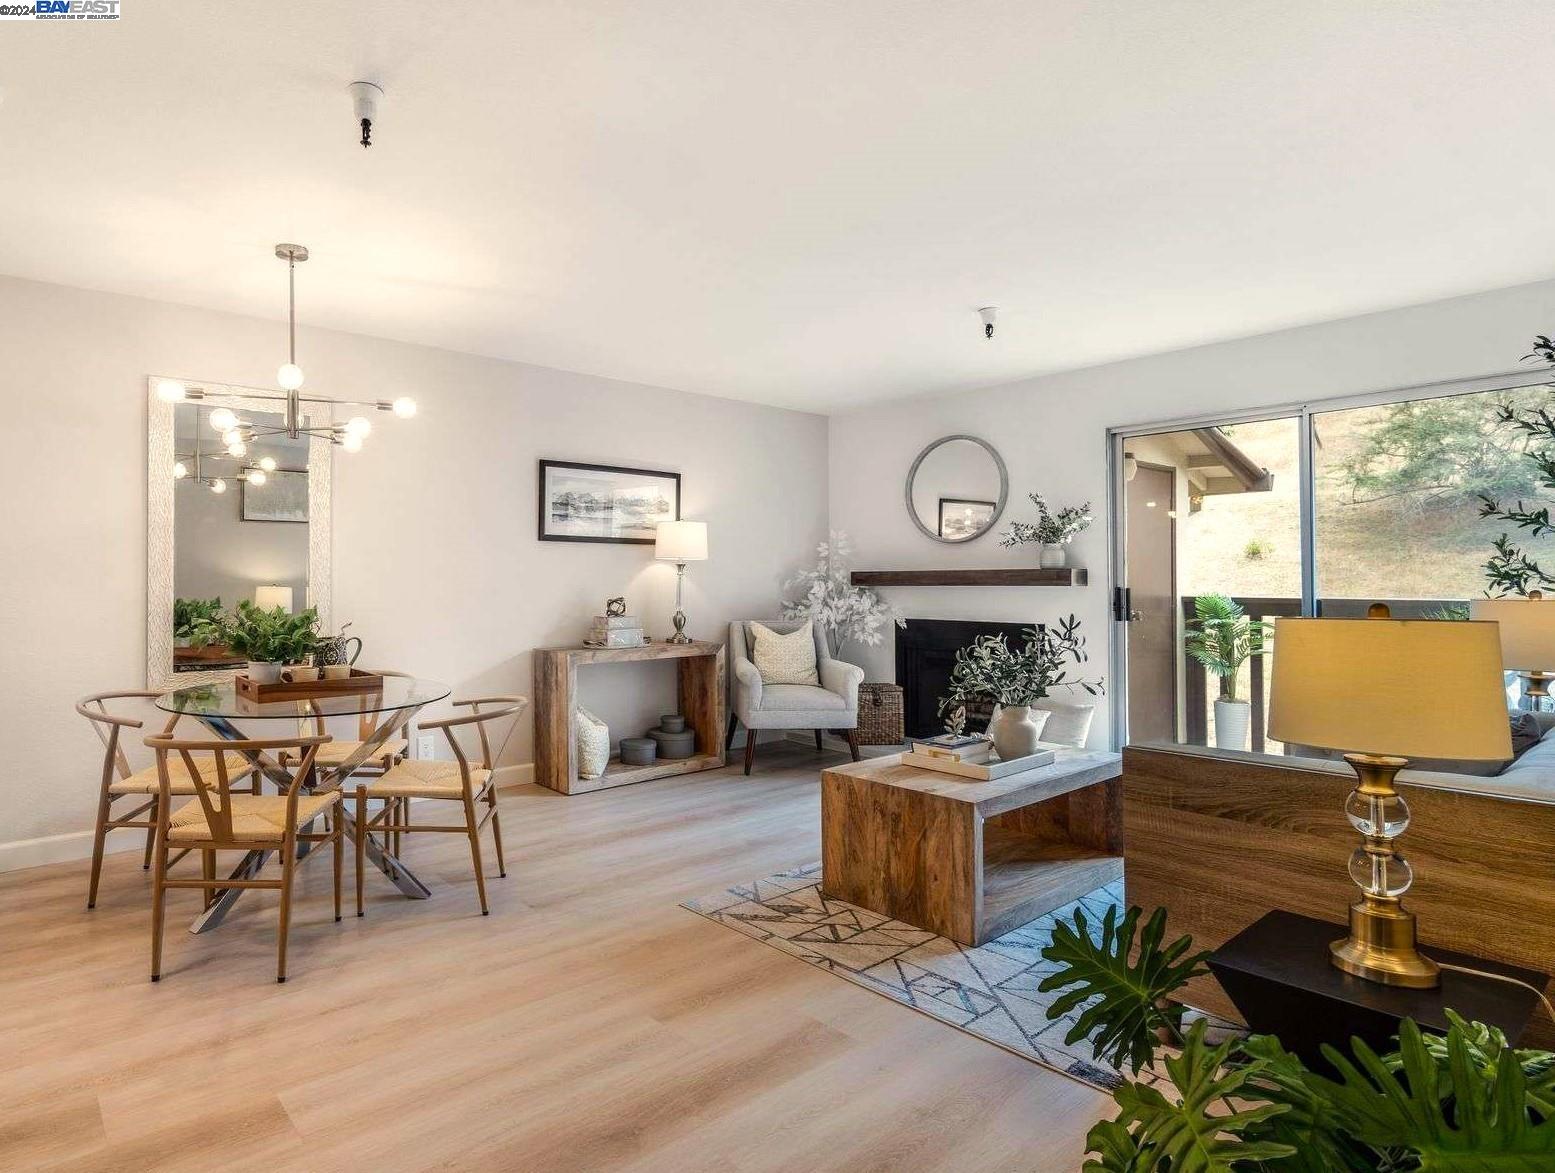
[850,568,1088,587]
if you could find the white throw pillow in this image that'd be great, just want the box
[1031,697,1096,748]
[575,707,610,780]
[750,620,820,686]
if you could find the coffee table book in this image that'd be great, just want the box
[902,745,1055,780]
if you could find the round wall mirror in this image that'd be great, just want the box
[905,435,1009,543]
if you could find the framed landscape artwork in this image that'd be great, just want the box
[538,460,681,544]
[242,469,309,523]
[938,497,995,539]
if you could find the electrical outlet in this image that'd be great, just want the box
[417,734,436,760]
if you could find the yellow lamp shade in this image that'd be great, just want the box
[254,584,294,613]
[654,520,708,562]
[1268,616,1510,761]
[1468,596,1555,672]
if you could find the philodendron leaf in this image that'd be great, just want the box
[1239,1034,1378,1172]
[1081,1119,1148,1172]
[1038,904,1210,1074]
[1107,1020,1294,1172]
[1313,1018,1555,1167]
[1388,1010,1555,1121]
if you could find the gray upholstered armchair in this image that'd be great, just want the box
[726,619,864,774]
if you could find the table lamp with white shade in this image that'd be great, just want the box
[1470,592,1555,699]
[254,584,294,613]
[1267,605,1510,988]
[655,521,708,644]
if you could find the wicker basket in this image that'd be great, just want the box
[856,682,905,746]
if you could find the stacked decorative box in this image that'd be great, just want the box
[585,612,647,648]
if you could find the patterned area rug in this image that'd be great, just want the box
[682,863,1129,1091]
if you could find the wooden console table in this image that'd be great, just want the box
[821,749,1122,945]
[532,640,726,794]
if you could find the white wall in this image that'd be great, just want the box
[0,275,827,869]
[829,277,1555,746]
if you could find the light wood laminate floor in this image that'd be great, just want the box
[1,745,1107,1172]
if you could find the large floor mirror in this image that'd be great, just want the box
[146,378,332,688]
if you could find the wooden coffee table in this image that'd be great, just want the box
[820,749,1123,946]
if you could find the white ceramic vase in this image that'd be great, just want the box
[988,704,1049,761]
[1213,698,1251,751]
[1039,543,1067,569]
[246,661,283,684]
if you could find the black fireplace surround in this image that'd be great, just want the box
[894,618,1040,739]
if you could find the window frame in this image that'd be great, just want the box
[1106,366,1555,749]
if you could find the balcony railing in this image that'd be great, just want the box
[1179,595,1462,752]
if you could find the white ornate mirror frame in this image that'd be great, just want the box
[146,377,333,689]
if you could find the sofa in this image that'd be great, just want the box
[1122,723,1555,1047]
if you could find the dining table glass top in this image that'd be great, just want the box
[155,677,451,719]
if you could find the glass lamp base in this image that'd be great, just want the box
[1330,899,1441,988]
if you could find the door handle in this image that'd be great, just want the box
[1114,586,1135,622]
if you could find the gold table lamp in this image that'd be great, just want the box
[1470,592,1555,699]
[1267,605,1510,988]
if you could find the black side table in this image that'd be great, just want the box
[1208,910,1548,1071]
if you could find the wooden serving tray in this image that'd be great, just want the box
[236,668,385,703]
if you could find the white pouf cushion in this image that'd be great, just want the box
[576,708,610,780]
[1031,698,1096,748]
[750,620,820,686]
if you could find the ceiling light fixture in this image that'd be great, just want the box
[349,81,383,149]
[161,243,416,480]
[174,405,281,494]
[978,306,998,340]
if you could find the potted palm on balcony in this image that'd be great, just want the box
[1183,594,1271,751]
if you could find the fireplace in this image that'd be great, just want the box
[894,618,1040,739]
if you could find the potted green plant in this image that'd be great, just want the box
[223,601,320,684]
[1039,903,1555,1168]
[1183,594,1272,751]
[937,616,1102,760]
[999,493,1093,569]
[172,596,224,649]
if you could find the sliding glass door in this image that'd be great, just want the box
[1311,385,1555,615]
[1111,372,1555,753]
[1117,417,1301,752]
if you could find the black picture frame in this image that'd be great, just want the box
[537,459,681,545]
[938,497,996,539]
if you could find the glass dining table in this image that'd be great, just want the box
[155,676,451,933]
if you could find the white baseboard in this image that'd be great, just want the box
[0,761,540,876]
[493,762,535,788]
[0,828,142,875]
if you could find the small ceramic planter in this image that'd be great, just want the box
[246,661,283,684]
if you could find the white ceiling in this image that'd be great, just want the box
[3,2,1553,412]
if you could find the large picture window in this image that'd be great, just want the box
[1113,376,1555,753]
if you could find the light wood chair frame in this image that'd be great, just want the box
[144,730,340,983]
[355,696,527,918]
[276,667,414,779]
[76,690,260,909]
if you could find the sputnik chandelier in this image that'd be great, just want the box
[157,243,416,488]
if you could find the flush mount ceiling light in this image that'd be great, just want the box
[156,243,417,479]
